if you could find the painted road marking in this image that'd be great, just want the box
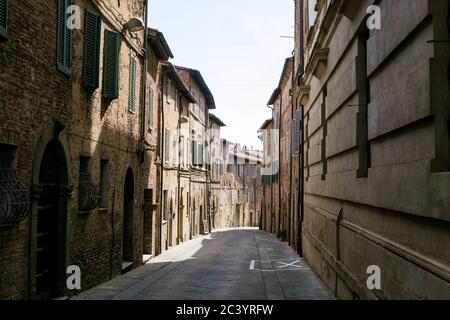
[276,260,302,269]
[249,259,311,272]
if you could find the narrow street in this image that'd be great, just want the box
[74,229,333,300]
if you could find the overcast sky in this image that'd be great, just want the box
[149,0,294,149]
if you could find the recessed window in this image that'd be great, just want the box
[0,0,9,39]
[78,156,101,212]
[102,30,121,99]
[128,54,137,113]
[100,159,109,209]
[147,86,154,130]
[166,78,172,104]
[163,190,168,221]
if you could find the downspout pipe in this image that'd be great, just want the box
[265,104,274,234]
[158,71,166,255]
[140,0,149,155]
[176,94,184,244]
[289,55,295,247]
[279,94,282,235]
[206,110,212,233]
[297,0,305,257]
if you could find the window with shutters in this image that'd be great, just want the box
[180,136,185,167]
[83,11,101,89]
[291,110,301,155]
[102,30,120,99]
[0,0,9,38]
[56,0,72,75]
[166,78,172,104]
[147,86,154,130]
[164,129,171,164]
[198,143,204,167]
[172,132,178,166]
[128,54,137,113]
[192,140,199,166]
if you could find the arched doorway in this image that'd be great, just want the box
[122,168,134,263]
[34,139,69,299]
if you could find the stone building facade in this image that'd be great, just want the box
[156,62,196,253]
[262,0,450,299]
[176,66,215,237]
[216,141,263,229]
[0,0,147,299]
[208,114,226,229]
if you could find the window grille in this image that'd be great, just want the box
[0,169,30,226]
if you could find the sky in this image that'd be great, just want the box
[148,0,294,149]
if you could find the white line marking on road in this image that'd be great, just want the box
[249,259,311,272]
[276,260,302,269]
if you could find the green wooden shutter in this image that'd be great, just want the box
[128,55,137,113]
[56,0,72,74]
[102,30,120,99]
[83,10,101,88]
[0,0,9,38]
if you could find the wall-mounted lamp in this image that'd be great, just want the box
[123,17,145,32]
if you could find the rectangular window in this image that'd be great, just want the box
[180,136,185,167]
[174,90,178,112]
[164,129,171,164]
[144,189,153,205]
[295,110,301,154]
[56,0,72,75]
[163,190,168,221]
[0,143,17,169]
[128,54,137,113]
[147,86,154,129]
[166,78,172,104]
[0,0,9,38]
[83,10,101,88]
[198,143,204,167]
[192,140,199,166]
[172,132,178,166]
[102,30,120,99]
[100,159,109,209]
[79,156,91,180]
[78,156,91,211]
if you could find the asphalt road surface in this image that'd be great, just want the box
[74,228,334,300]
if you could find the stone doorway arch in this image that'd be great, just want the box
[30,121,71,300]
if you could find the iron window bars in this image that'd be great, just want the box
[0,169,30,226]
[78,172,101,212]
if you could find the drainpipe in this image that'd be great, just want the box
[140,0,149,147]
[158,71,166,255]
[279,94,282,235]
[266,104,274,235]
[288,56,294,247]
[297,0,305,257]
[176,93,184,244]
[206,110,212,233]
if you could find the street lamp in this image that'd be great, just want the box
[123,17,145,32]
